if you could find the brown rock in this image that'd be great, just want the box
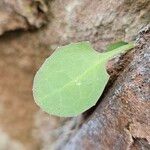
[60,26,150,150]
[0,0,149,149]
[47,0,150,50]
[0,0,48,35]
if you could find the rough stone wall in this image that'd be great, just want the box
[0,0,149,150]
[62,26,150,150]
[0,0,48,35]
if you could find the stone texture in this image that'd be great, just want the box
[0,0,48,35]
[61,26,150,150]
[41,0,150,50]
[0,0,149,149]
[0,129,25,150]
[0,31,51,150]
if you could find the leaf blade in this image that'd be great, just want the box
[33,41,134,117]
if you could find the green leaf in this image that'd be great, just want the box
[106,41,128,51]
[33,41,134,117]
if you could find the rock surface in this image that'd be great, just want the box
[0,0,149,149]
[0,129,25,150]
[62,26,150,150]
[0,0,48,35]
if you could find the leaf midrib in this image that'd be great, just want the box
[38,58,105,100]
